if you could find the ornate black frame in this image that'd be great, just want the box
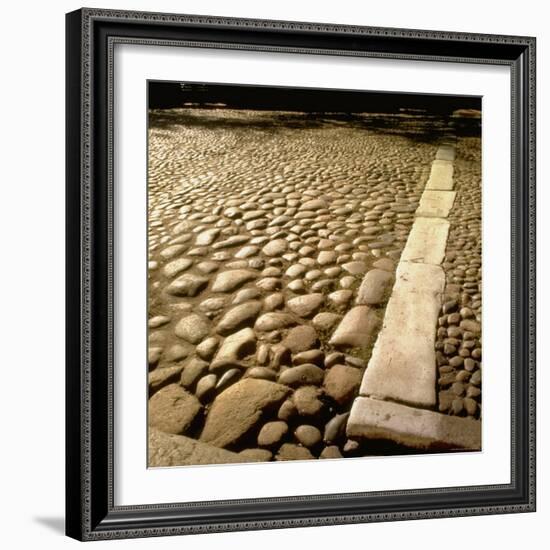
[65,7,536,541]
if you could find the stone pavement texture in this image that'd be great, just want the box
[146,108,445,463]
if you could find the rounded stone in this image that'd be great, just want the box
[175,314,210,344]
[323,364,362,406]
[246,366,277,381]
[257,421,289,448]
[262,239,288,257]
[282,325,319,354]
[294,425,322,448]
[215,302,262,335]
[320,445,343,459]
[286,294,324,318]
[275,443,314,461]
[323,413,349,444]
[196,374,217,401]
[215,368,241,391]
[292,386,324,416]
[312,312,342,332]
[278,398,298,421]
[278,364,324,387]
[293,349,324,367]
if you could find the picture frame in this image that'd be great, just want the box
[65,7,536,541]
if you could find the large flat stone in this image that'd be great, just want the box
[416,190,457,218]
[426,159,454,191]
[347,397,481,450]
[359,261,444,408]
[148,428,243,467]
[200,379,290,448]
[401,217,449,266]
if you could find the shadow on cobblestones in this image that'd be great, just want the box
[149,108,475,144]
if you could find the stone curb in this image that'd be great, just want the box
[400,216,450,266]
[416,190,457,218]
[346,143,466,449]
[359,261,444,408]
[346,396,481,451]
[426,159,454,190]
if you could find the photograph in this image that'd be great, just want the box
[146,81,483,467]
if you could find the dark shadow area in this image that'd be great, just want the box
[149,80,481,114]
[149,109,480,144]
[349,438,478,457]
[148,81,481,144]
[33,516,65,535]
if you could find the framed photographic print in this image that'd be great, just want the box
[65,8,536,541]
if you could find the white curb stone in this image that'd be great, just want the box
[435,145,456,162]
[400,217,450,266]
[347,397,481,450]
[416,190,457,218]
[426,159,454,190]
[359,261,444,408]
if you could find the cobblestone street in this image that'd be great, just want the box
[146,108,481,466]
